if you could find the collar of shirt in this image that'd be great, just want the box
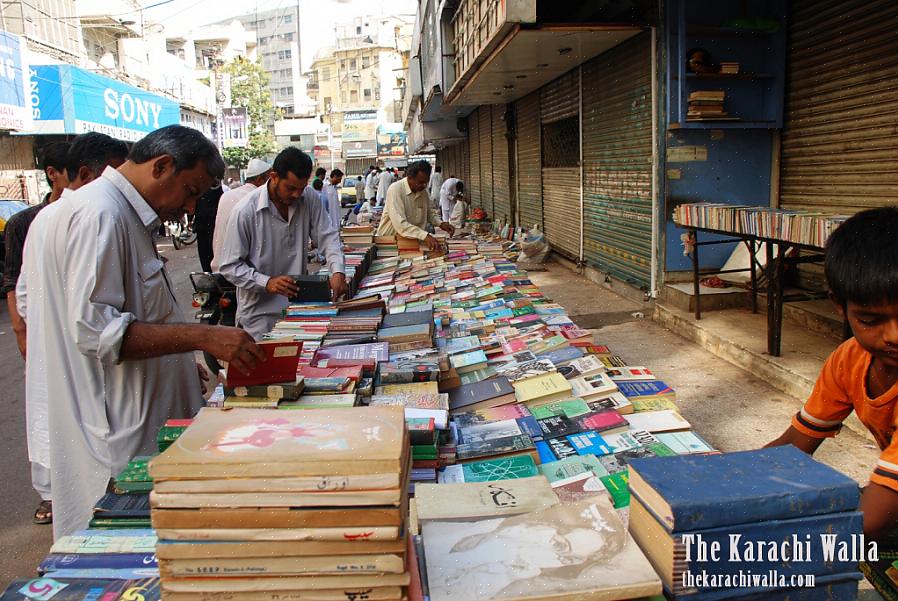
[400,177,426,203]
[101,166,161,231]
[254,181,296,223]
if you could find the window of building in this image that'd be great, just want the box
[541,116,580,167]
[277,49,292,60]
[356,26,361,34]
[322,67,330,80]
[341,92,347,103]
[284,86,293,95]
[284,13,293,23]
[324,97,332,110]
[363,88,371,101]
[362,55,370,69]
[375,87,380,101]
[350,90,358,102]
[350,58,357,70]
[282,32,293,42]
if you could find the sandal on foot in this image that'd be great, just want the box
[33,500,52,525]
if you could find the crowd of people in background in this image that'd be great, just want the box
[1,132,474,537]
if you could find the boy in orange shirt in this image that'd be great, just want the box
[768,207,898,538]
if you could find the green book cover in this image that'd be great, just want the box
[412,440,439,460]
[114,456,155,483]
[600,472,630,508]
[459,455,538,483]
[157,426,188,452]
[459,366,498,385]
[512,305,536,317]
[538,455,609,483]
[530,398,590,420]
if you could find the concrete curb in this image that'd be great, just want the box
[653,303,874,443]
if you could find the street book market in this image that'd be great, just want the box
[0,222,888,601]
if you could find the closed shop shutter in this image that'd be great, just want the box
[492,104,511,225]
[515,91,542,230]
[540,70,581,259]
[581,31,653,288]
[780,0,898,289]
[468,111,482,208]
[478,107,494,217]
[541,167,581,259]
[461,138,471,190]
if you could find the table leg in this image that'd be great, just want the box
[747,239,758,314]
[772,244,787,357]
[692,230,701,320]
[766,242,775,354]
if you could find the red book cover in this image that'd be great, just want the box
[225,340,303,388]
[298,365,364,382]
[408,536,425,601]
[576,409,628,432]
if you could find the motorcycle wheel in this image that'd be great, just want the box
[180,230,198,246]
[171,229,182,249]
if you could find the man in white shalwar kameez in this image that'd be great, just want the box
[24,126,264,539]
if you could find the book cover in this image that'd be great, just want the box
[447,377,515,413]
[456,419,535,461]
[566,430,613,456]
[576,408,629,433]
[446,335,482,355]
[0,578,161,601]
[616,380,676,401]
[624,409,691,433]
[278,394,358,410]
[606,366,655,381]
[415,476,559,522]
[381,310,433,329]
[225,341,303,388]
[422,498,661,601]
[148,407,407,479]
[50,530,157,555]
[535,346,584,366]
[93,493,150,519]
[313,342,389,367]
[655,431,716,454]
[378,361,441,384]
[627,446,861,532]
[550,472,611,505]
[450,349,488,373]
[546,437,578,460]
[453,406,542,445]
[377,323,432,344]
[513,372,572,404]
[587,392,634,415]
[631,397,678,412]
[600,471,630,508]
[537,455,608,483]
[224,378,305,400]
[536,414,580,439]
[39,553,157,573]
[437,455,538,484]
[158,553,405,578]
[496,359,557,383]
[570,372,618,400]
[558,355,606,380]
[459,366,498,385]
[602,429,661,452]
[529,398,591,420]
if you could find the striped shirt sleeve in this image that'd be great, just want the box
[790,349,854,439]
[872,451,898,492]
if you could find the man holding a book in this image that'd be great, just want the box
[376,160,455,251]
[218,147,348,339]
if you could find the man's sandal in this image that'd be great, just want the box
[33,500,52,525]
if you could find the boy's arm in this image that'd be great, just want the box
[765,425,825,455]
[861,483,898,538]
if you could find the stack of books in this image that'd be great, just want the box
[340,224,375,246]
[673,202,850,247]
[148,406,412,600]
[375,235,399,257]
[628,446,864,599]
[34,528,159,582]
[221,340,303,408]
[686,90,736,121]
[719,61,740,74]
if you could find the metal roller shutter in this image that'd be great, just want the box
[492,104,511,225]
[540,70,581,259]
[478,107,494,217]
[540,70,579,123]
[781,0,898,213]
[541,167,581,259]
[780,0,898,290]
[468,111,481,208]
[516,92,542,230]
[581,31,653,288]
[461,138,471,191]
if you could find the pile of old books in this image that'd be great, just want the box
[148,406,412,600]
[628,446,864,599]
[686,90,736,122]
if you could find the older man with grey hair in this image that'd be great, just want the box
[25,125,264,538]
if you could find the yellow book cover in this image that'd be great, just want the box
[512,372,572,404]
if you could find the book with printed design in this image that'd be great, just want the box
[570,372,619,400]
[415,476,558,522]
[606,366,655,381]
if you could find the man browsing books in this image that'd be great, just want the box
[767,207,898,540]
[21,126,264,539]
[376,160,454,251]
[218,147,347,339]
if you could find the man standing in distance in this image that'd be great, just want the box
[428,165,443,208]
[321,168,344,232]
[219,147,348,340]
[25,125,263,538]
[375,165,393,207]
[211,158,271,272]
[377,160,454,251]
[364,166,377,202]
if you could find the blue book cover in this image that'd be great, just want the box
[516,415,543,442]
[536,346,584,365]
[535,441,556,464]
[35,568,159,580]
[0,577,160,601]
[616,380,674,399]
[471,299,506,312]
[566,430,612,456]
[628,446,860,532]
[40,553,157,573]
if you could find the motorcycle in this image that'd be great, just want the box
[167,213,197,249]
[190,272,238,375]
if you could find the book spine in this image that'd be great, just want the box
[671,486,861,531]
[159,554,405,578]
[39,553,157,572]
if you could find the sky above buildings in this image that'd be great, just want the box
[142,0,417,71]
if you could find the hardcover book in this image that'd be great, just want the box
[415,476,558,522]
[422,498,661,601]
[447,377,516,413]
[627,446,861,532]
[148,406,407,479]
[437,455,539,484]
[225,340,303,388]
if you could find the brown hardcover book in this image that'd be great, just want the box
[155,536,407,560]
[151,503,404,530]
[148,406,407,479]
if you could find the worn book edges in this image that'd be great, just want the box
[415,476,558,522]
[422,497,661,601]
[627,446,861,533]
[148,406,407,479]
[225,340,303,388]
